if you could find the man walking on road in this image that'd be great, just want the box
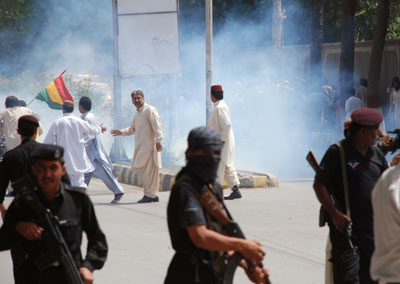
[44,101,105,188]
[208,85,241,200]
[0,96,41,151]
[165,126,267,283]
[111,90,163,203]
[313,108,388,284]
[0,115,40,218]
[79,96,124,203]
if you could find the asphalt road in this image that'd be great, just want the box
[0,178,328,284]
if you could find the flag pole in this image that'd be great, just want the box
[27,96,36,106]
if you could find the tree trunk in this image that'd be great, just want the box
[272,0,285,47]
[338,0,356,101]
[310,0,324,91]
[366,0,390,108]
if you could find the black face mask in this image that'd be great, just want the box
[187,154,221,184]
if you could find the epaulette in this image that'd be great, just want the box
[63,183,87,195]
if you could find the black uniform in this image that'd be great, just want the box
[165,167,225,284]
[0,182,108,284]
[0,138,39,203]
[316,138,388,284]
[0,138,70,204]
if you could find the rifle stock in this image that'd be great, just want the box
[200,186,271,284]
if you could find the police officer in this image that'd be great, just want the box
[165,127,266,284]
[0,144,108,284]
[314,108,388,284]
[0,115,41,218]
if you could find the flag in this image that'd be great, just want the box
[36,70,73,110]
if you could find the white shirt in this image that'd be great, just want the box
[345,96,363,120]
[120,103,163,168]
[0,106,41,150]
[355,85,367,106]
[371,165,400,283]
[43,113,101,175]
[208,100,236,166]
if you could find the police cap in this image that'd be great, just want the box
[351,108,383,126]
[30,144,64,163]
[187,126,222,151]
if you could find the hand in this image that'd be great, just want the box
[79,267,94,284]
[239,239,265,265]
[99,123,107,133]
[381,134,393,146]
[391,153,400,166]
[156,142,163,152]
[16,221,43,240]
[331,210,352,232]
[246,266,269,284]
[110,129,122,136]
[0,203,6,220]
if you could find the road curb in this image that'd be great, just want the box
[112,164,278,191]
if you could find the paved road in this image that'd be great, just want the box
[0,178,328,284]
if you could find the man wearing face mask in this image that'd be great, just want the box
[314,108,388,284]
[164,127,266,284]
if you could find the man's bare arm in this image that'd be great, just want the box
[187,224,265,264]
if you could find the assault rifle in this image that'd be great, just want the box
[378,129,400,154]
[200,186,272,284]
[306,150,357,254]
[12,175,84,284]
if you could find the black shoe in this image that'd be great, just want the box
[138,195,159,203]
[224,187,242,200]
[111,193,124,204]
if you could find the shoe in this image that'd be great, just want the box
[111,193,124,204]
[137,195,159,203]
[224,186,242,200]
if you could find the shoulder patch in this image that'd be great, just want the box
[184,197,199,212]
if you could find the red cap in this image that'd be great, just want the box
[351,108,383,126]
[211,85,223,91]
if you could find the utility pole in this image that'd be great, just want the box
[205,0,213,122]
[110,0,128,162]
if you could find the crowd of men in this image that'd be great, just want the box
[1,83,400,284]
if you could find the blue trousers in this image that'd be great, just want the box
[84,159,124,195]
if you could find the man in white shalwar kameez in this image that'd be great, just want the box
[370,165,400,284]
[207,84,242,200]
[0,96,42,151]
[43,101,105,188]
[78,96,125,203]
[111,90,163,203]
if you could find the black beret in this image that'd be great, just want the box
[187,126,222,151]
[30,144,64,162]
[351,108,383,126]
[18,115,39,128]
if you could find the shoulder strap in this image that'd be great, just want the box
[335,142,351,218]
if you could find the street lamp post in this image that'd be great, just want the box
[205,0,213,122]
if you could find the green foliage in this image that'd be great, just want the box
[0,0,48,74]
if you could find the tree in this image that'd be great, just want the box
[366,0,391,108]
[309,0,325,90]
[338,0,356,101]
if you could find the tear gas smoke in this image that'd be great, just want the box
[0,1,354,178]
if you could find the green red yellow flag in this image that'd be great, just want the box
[36,70,73,110]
